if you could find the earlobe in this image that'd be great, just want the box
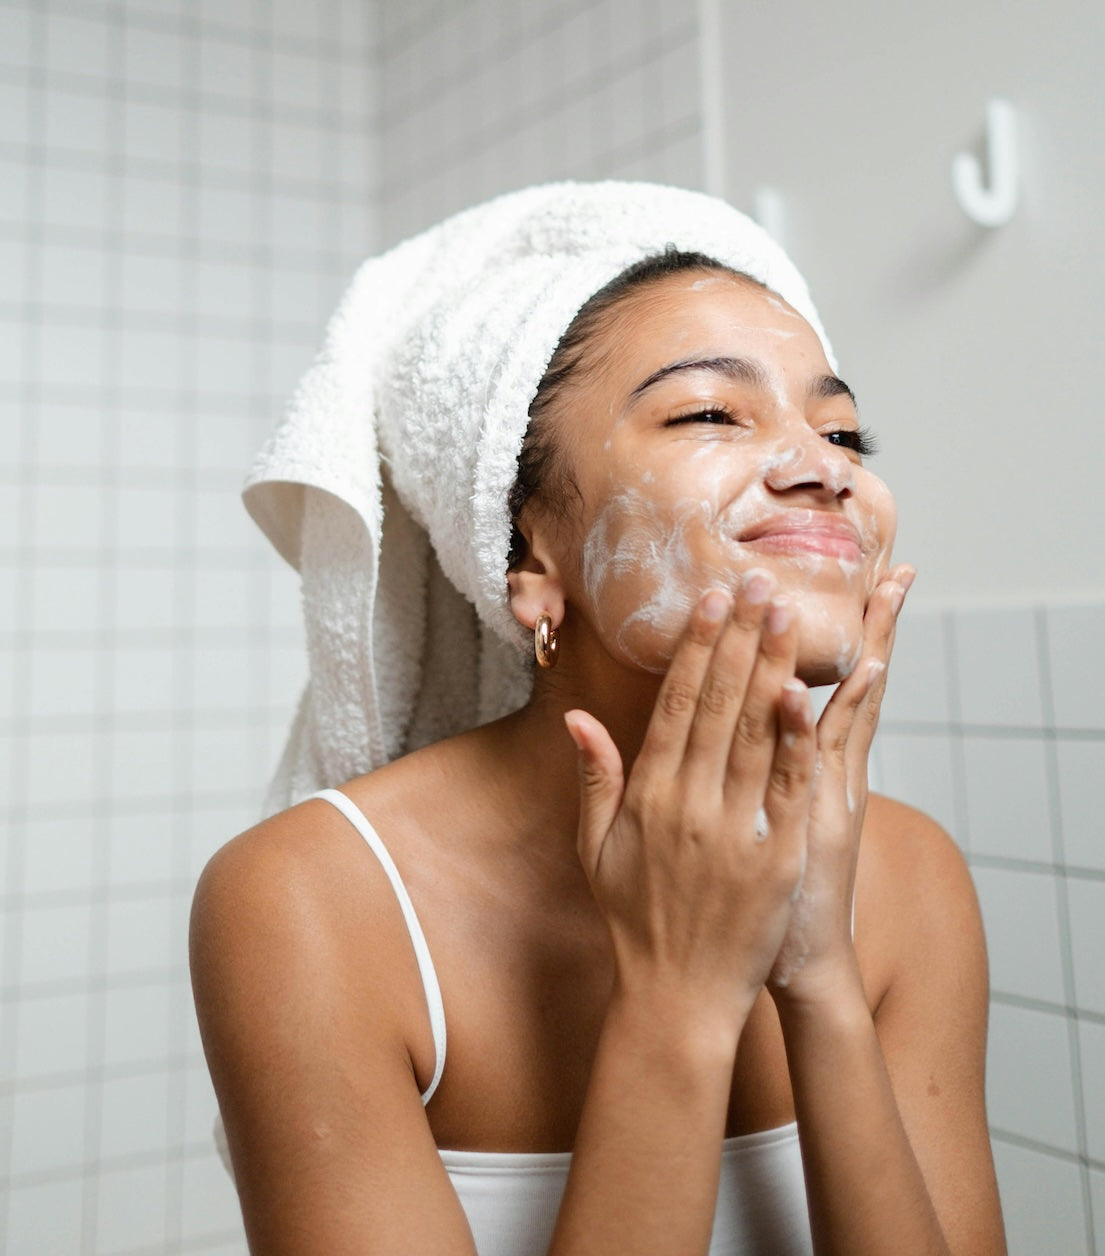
[506,518,566,634]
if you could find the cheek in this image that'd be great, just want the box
[857,470,898,595]
[580,491,730,671]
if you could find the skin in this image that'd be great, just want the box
[190,273,1006,1255]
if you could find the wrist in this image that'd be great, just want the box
[769,951,869,1032]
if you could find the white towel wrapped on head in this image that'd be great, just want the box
[244,181,834,813]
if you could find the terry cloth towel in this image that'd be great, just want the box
[243,180,835,813]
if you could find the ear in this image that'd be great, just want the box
[506,514,567,632]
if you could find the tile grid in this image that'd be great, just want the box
[0,0,48,1247]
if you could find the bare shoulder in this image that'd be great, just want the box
[856,793,986,1005]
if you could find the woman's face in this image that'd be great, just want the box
[547,271,897,685]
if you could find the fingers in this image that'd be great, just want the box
[760,676,817,841]
[564,709,625,877]
[818,562,915,768]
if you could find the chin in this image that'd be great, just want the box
[795,606,864,687]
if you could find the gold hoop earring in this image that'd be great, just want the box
[534,614,560,669]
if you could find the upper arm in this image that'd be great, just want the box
[861,795,1006,1254]
[189,816,477,1256]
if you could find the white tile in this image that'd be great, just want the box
[879,608,949,724]
[112,644,176,713]
[34,400,105,469]
[987,1003,1079,1154]
[0,157,29,224]
[194,567,252,631]
[198,183,257,247]
[195,331,255,398]
[972,866,1065,1004]
[991,1139,1088,1256]
[27,729,100,805]
[18,900,93,984]
[199,37,254,102]
[115,564,178,631]
[29,644,100,718]
[124,23,186,91]
[99,1070,170,1159]
[191,724,255,793]
[43,88,109,155]
[1047,604,1105,730]
[117,404,180,468]
[1056,741,1105,871]
[124,98,184,164]
[32,481,104,549]
[870,731,958,838]
[1067,879,1105,1015]
[196,257,256,322]
[119,324,187,392]
[103,981,172,1067]
[110,725,177,795]
[962,736,1053,862]
[22,812,98,895]
[15,990,90,1079]
[0,79,31,148]
[10,1080,86,1174]
[39,241,109,311]
[0,6,32,70]
[115,484,179,551]
[267,644,308,714]
[42,164,110,232]
[36,321,110,390]
[270,191,328,250]
[953,607,1044,727]
[106,894,177,975]
[31,564,101,633]
[1080,1018,1105,1164]
[109,810,177,885]
[199,108,255,176]
[121,173,185,240]
[271,47,324,111]
[120,250,184,316]
[4,1178,83,1256]
[180,1149,247,1241]
[270,118,330,184]
[96,1160,167,1252]
[46,11,111,78]
[192,643,253,710]
[1090,1166,1105,1256]
[194,484,254,550]
[0,312,26,383]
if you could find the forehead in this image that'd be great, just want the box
[579,271,831,392]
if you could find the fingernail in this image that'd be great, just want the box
[742,569,772,604]
[700,589,731,621]
[768,598,791,635]
[898,566,917,593]
[888,584,905,615]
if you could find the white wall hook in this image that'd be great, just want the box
[952,98,1019,228]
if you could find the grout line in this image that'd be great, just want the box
[1036,608,1098,1253]
[991,1127,1105,1174]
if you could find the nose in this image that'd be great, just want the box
[761,429,854,499]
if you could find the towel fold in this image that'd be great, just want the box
[244,181,834,813]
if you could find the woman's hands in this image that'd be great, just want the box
[564,570,819,1029]
[767,563,915,1002]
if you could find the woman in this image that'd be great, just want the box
[190,183,1006,1254]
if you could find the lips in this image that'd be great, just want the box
[738,510,863,561]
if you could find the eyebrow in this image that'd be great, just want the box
[626,355,857,408]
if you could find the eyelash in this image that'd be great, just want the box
[666,410,879,458]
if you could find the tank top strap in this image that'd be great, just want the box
[310,787,446,1105]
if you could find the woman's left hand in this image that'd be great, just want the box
[767,562,915,1001]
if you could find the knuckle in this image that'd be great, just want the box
[658,680,698,719]
[699,677,739,718]
[733,708,768,754]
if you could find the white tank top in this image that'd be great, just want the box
[216,790,814,1254]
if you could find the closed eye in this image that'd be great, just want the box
[825,426,878,457]
[664,408,736,427]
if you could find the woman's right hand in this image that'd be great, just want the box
[564,571,818,1027]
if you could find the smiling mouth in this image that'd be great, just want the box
[738,512,864,562]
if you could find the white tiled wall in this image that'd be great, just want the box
[877,599,1105,1255]
[1,1,374,1252]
